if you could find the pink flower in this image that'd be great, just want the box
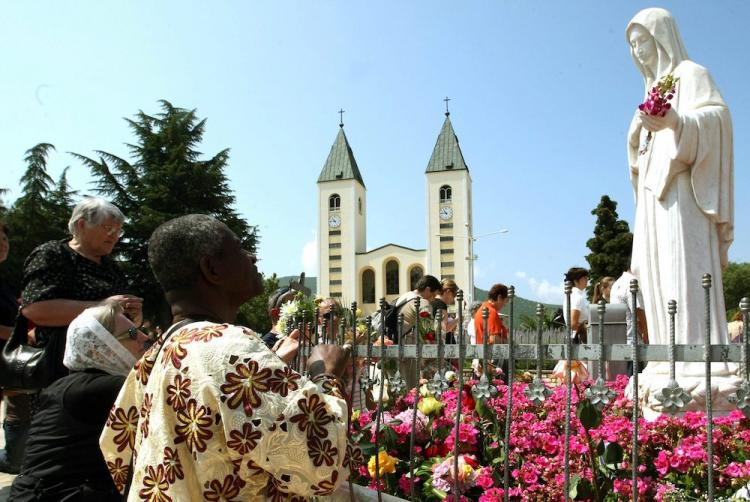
[475,467,494,489]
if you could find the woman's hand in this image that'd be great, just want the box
[107,294,143,326]
[640,108,680,132]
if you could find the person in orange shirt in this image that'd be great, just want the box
[474,283,509,344]
[473,284,509,382]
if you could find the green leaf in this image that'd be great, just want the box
[569,474,581,499]
[576,399,602,430]
[596,439,605,456]
[602,442,624,465]
[574,478,594,500]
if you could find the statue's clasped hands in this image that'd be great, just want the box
[639,107,680,132]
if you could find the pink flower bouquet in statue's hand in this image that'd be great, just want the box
[638,73,679,154]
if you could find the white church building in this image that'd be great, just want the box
[317,111,474,315]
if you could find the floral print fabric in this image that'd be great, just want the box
[99,322,349,501]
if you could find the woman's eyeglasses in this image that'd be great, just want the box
[100,224,124,238]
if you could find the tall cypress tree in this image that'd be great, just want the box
[73,100,259,324]
[3,144,74,288]
[585,195,633,299]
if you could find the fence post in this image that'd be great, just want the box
[703,274,715,502]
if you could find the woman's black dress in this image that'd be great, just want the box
[9,371,125,501]
[21,239,128,380]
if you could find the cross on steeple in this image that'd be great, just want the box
[338,108,345,128]
[443,96,451,117]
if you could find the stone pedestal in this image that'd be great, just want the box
[626,362,743,420]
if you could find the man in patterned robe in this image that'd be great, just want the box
[100,215,352,501]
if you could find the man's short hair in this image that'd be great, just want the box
[416,275,442,293]
[488,284,508,301]
[564,267,589,283]
[148,214,229,293]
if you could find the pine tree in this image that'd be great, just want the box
[73,100,259,325]
[2,144,74,288]
[585,195,633,299]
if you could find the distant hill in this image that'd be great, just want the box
[274,276,560,326]
[474,285,561,327]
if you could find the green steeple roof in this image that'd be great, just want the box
[425,115,469,173]
[317,127,365,187]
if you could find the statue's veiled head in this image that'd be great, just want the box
[627,8,688,83]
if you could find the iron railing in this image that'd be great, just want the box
[285,276,750,502]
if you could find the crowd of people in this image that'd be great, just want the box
[0,201,354,500]
[1,195,731,500]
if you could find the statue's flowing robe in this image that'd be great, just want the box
[627,60,734,375]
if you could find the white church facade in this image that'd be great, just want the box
[317,111,474,315]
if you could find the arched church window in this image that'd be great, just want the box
[409,266,423,291]
[385,260,399,295]
[439,185,452,203]
[362,269,375,304]
[329,194,341,211]
[358,197,362,214]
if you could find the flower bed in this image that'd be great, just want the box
[348,375,750,501]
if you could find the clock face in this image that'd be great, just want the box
[328,214,341,228]
[439,206,453,221]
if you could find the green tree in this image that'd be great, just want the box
[73,100,259,325]
[585,195,633,299]
[1,144,74,288]
[723,262,750,320]
[237,273,280,333]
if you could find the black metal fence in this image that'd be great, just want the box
[286,276,750,502]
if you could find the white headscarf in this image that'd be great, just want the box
[64,311,137,376]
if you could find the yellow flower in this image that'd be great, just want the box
[460,463,474,481]
[417,396,442,416]
[368,451,398,478]
[351,409,361,422]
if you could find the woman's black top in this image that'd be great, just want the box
[0,277,19,329]
[10,371,125,502]
[431,298,456,344]
[21,239,129,380]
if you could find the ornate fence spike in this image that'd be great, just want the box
[524,303,551,405]
[472,307,494,400]
[389,313,407,397]
[428,310,449,398]
[703,274,715,501]
[586,299,616,409]
[563,280,573,501]
[503,286,516,502]
[732,298,750,417]
[453,289,466,499]
[629,278,640,502]
[359,316,374,393]
[656,300,692,414]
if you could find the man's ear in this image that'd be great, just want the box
[199,255,223,285]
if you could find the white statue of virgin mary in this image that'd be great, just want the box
[626,8,738,415]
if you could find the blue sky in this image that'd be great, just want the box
[1,1,748,304]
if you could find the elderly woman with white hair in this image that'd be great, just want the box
[10,301,148,501]
[20,197,143,384]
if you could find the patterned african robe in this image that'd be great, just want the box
[100,322,356,501]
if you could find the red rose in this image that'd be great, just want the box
[419,311,431,318]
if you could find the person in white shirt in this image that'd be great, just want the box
[610,269,649,375]
[563,267,590,343]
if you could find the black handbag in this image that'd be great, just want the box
[0,308,64,392]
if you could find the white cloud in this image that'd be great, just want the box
[301,238,318,277]
[516,273,563,304]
